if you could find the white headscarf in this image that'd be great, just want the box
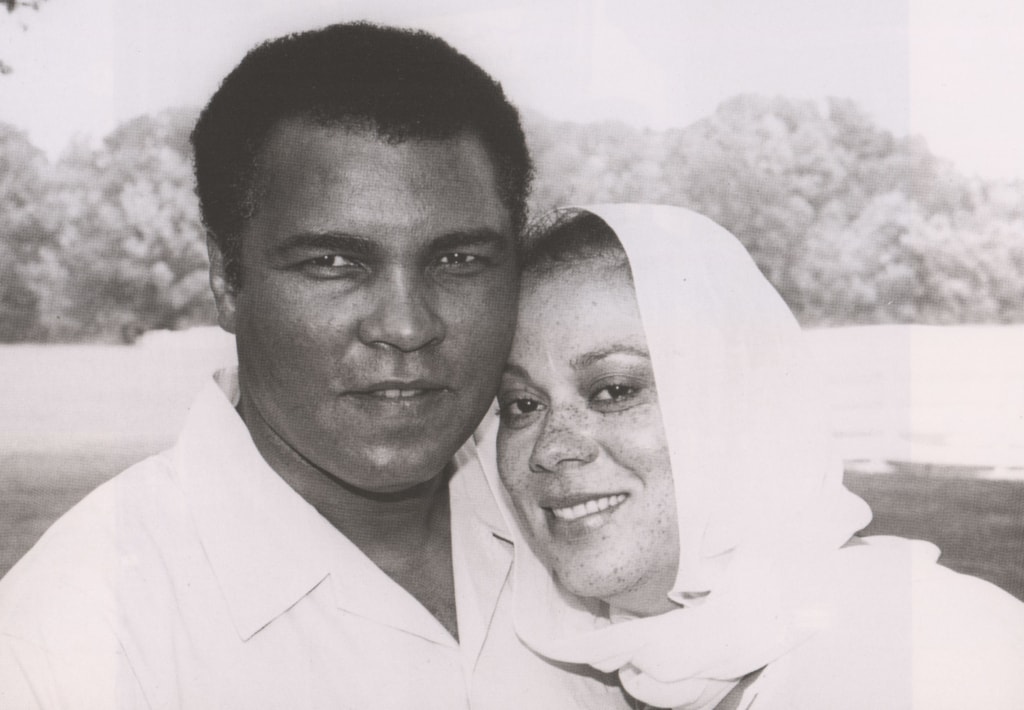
[488,204,875,708]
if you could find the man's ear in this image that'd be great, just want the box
[207,236,238,334]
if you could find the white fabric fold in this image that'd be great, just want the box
[490,204,874,708]
[483,204,1024,709]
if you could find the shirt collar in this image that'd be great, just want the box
[172,368,510,643]
[468,410,514,544]
[172,369,336,640]
[462,411,510,541]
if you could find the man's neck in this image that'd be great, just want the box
[238,402,460,639]
[283,459,453,559]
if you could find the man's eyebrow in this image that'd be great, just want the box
[274,232,378,257]
[570,344,650,370]
[428,228,511,253]
[273,229,509,258]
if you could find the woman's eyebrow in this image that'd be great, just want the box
[570,344,650,370]
[502,362,532,379]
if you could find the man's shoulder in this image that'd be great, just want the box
[0,452,189,707]
[0,451,189,624]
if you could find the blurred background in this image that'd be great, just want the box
[1,1,1022,597]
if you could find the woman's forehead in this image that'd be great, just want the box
[513,262,646,359]
[521,257,632,302]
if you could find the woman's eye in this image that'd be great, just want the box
[511,398,542,413]
[589,381,649,413]
[592,384,636,402]
[497,397,546,428]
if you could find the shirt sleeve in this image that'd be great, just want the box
[0,632,151,710]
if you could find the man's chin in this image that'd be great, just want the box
[315,443,460,498]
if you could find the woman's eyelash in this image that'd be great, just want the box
[593,384,637,401]
[502,398,543,414]
[496,396,547,428]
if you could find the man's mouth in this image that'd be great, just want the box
[370,389,429,400]
[548,493,628,522]
[352,380,447,400]
[342,381,450,421]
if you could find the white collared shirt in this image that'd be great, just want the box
[0,370,630,709]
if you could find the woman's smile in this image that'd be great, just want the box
[547,493,628,523]
[544,493,631,542]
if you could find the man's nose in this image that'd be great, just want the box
[358,269,445,352]
[528,409,599,474]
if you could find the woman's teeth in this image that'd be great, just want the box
[550,494,627,522]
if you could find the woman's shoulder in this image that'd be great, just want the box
[856,534,1024,645]
[741,536,1024,709]
[906,543,1024,708]
[848,536,1024,707]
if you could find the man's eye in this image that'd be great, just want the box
[438,252,480,267]
[309,255,355,268]
[298,254,363,278]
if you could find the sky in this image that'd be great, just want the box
[1,0,1022,179]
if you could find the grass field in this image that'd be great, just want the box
[846,467,1024,599]
[2,447,1022,600]
[0,446,153,577]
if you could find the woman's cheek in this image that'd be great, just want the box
[599,406,670,473]
[497,430,538,511]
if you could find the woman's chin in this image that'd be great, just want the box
[555,568,678,618]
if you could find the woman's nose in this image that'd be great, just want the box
[528,411,599,474]
[358,269,445,352]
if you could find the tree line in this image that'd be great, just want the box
[2,95,1023,342]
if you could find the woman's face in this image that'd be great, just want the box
[497,261,680,616]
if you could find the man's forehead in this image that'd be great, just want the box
[257,118,493,183]
[244,118,513,248]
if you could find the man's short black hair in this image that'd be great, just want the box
[192,22,533,286]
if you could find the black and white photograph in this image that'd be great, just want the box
[2,1,1023,707]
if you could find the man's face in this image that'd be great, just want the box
[212,120,517,493]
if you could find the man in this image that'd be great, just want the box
[0,23,630,708]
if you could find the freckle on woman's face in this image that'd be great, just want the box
[496,263,679,615]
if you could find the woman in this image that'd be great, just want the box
[486,204,1024,709]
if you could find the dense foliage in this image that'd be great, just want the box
[0,0,50,75]
[0,110,215,342]
[528,96,1024,326]
[1,95,1022,342]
